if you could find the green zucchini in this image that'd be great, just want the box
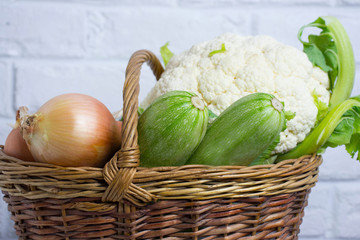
[186,93,285,166]
[138,91,208,167]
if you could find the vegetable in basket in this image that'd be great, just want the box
[186,93,286,166]
[4,127,35,162]
[16,93,122,167]
[138,91,208,167]
[142,15,358,164]
[143,33,329,156]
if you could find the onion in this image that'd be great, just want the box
[19,93,122,167]
[4,127,36,162]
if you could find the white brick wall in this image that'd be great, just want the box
[0,1,359,239]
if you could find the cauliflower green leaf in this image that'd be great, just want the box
[312,90,329,125]
[285,111,296,121]
[278,96,360,161]
[346,133,360,160]
[208,109,218,123]
[321,105,360,160]
[209,43,226,57]
[298,16,355,110]
[160,42,174,66]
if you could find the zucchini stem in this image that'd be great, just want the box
[191,96,206,110]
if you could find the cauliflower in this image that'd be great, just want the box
[141,33,330,154]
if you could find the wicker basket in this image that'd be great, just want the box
[0,50,322,240]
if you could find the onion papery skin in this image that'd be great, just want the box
[20,93,122,167]
[4,127,36,162]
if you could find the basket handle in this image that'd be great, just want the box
[102,50,164,203]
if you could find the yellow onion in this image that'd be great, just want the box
[4,127,36,162]
[19,93,122,167]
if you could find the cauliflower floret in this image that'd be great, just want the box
[141,33,330,154]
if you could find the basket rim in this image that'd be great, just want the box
[0,147,320,174]
[0,148,322,204]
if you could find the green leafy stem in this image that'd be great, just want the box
[298,16,355,110]
[276,16,358,161]
[278,96,360,161]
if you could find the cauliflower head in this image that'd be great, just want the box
[141,33,330,154]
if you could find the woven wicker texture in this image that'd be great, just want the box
[0,50,323,239]
[2,190,310,240]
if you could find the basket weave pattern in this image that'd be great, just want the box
[0,50,322,239]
